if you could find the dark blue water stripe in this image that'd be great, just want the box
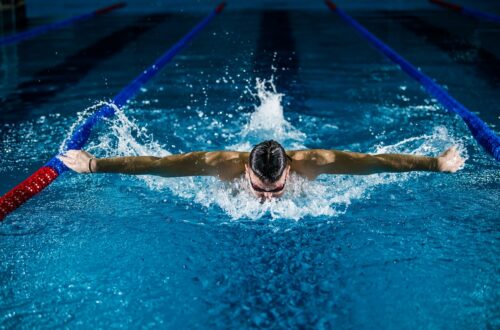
[0,15,169,122]
[113,3,226,107]
[254,10,306,112]
[383,12,500,88]
[325,1,500,161]
[0,3,126,47]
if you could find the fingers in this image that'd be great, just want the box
[60,149,92,161]
[63,149,79,157]
[457,156,465,169]
[441,145,456,157]
[57,154,78,172]
[57,154,74,165]
[448,151,465,173]
[440,147,451,158]
[442,145,462,160]
[437,144,465,173]
[82,150,94,158]
[450,145,459,157]
[57,151,89,173]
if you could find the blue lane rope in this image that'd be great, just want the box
[462,7,500,23]
[429,0,500,24]
[325,0,500,161]
[0,3,126,47]
[0,2,226,221]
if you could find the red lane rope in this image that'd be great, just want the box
[215,2,226,14]
[94,2,127,15]
[429,0,462,12]
[325,0,337,11]
[0,167,59,220]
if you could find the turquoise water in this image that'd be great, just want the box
[1,6,499,329]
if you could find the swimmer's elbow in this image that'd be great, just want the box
[155,152,219,177]
[319,151,381,175]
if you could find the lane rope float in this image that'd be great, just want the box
[429,0,500,24]
[0,2,127,47]
[324,0,500,161]
[0,2,227,221]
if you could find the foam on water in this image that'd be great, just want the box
[229,77,306,151]
[62,79,464,221]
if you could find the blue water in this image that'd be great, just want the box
[1,5,499,329]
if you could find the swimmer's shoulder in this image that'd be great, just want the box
[287,149,338,163]
[287,149,337,180]
[205,150,249,181]
[205,150,249,163]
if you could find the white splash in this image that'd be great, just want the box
[65,81,464,221]
[229,77,306,151]
[60,101,110,154]
[374,126,467,159]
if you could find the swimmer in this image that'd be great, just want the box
[59,140,464,200]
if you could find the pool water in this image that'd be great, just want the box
[1,4,499,329]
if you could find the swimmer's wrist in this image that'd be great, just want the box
[431,157,440,172]
[414,156,439,172]
[90,158,98,173]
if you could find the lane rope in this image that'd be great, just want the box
[0,2,127,47]
[429,0,500,24]
[0,2,227,221]
[324,0,500,161]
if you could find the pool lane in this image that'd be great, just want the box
[254,10,307,112]
[0,5,227,221]
[383,11,500,88]
[352,10,500,128]
[0,3,126,47]
[0,14,170,123]
[0,7,499,329]
[326,3,499,160]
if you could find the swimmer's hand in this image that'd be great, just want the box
[58,150,95,173]
[436,146,465,173]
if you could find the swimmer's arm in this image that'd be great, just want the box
[58,150,247,179]
[96,151,246,179]
[290,146,464,178]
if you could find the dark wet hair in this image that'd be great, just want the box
[249,140,290,183]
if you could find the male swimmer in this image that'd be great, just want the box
[59,140,464,201]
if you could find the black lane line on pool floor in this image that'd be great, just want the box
[253,10,307,113]
[0,14,170,122]
[383,11,500,88]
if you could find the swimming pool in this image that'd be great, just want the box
[1,2,499,328]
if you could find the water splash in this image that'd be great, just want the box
[374,126,467,160]
[62,82,464,221]
[229,77,306,151]
[59,101,110,154]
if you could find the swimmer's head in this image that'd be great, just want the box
[245,140,291,200]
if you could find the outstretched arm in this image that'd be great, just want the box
[289,146,464,179]
[58,150,247,180]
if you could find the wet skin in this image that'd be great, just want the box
[59,146,465,200]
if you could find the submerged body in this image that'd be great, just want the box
[59,141,464,201]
